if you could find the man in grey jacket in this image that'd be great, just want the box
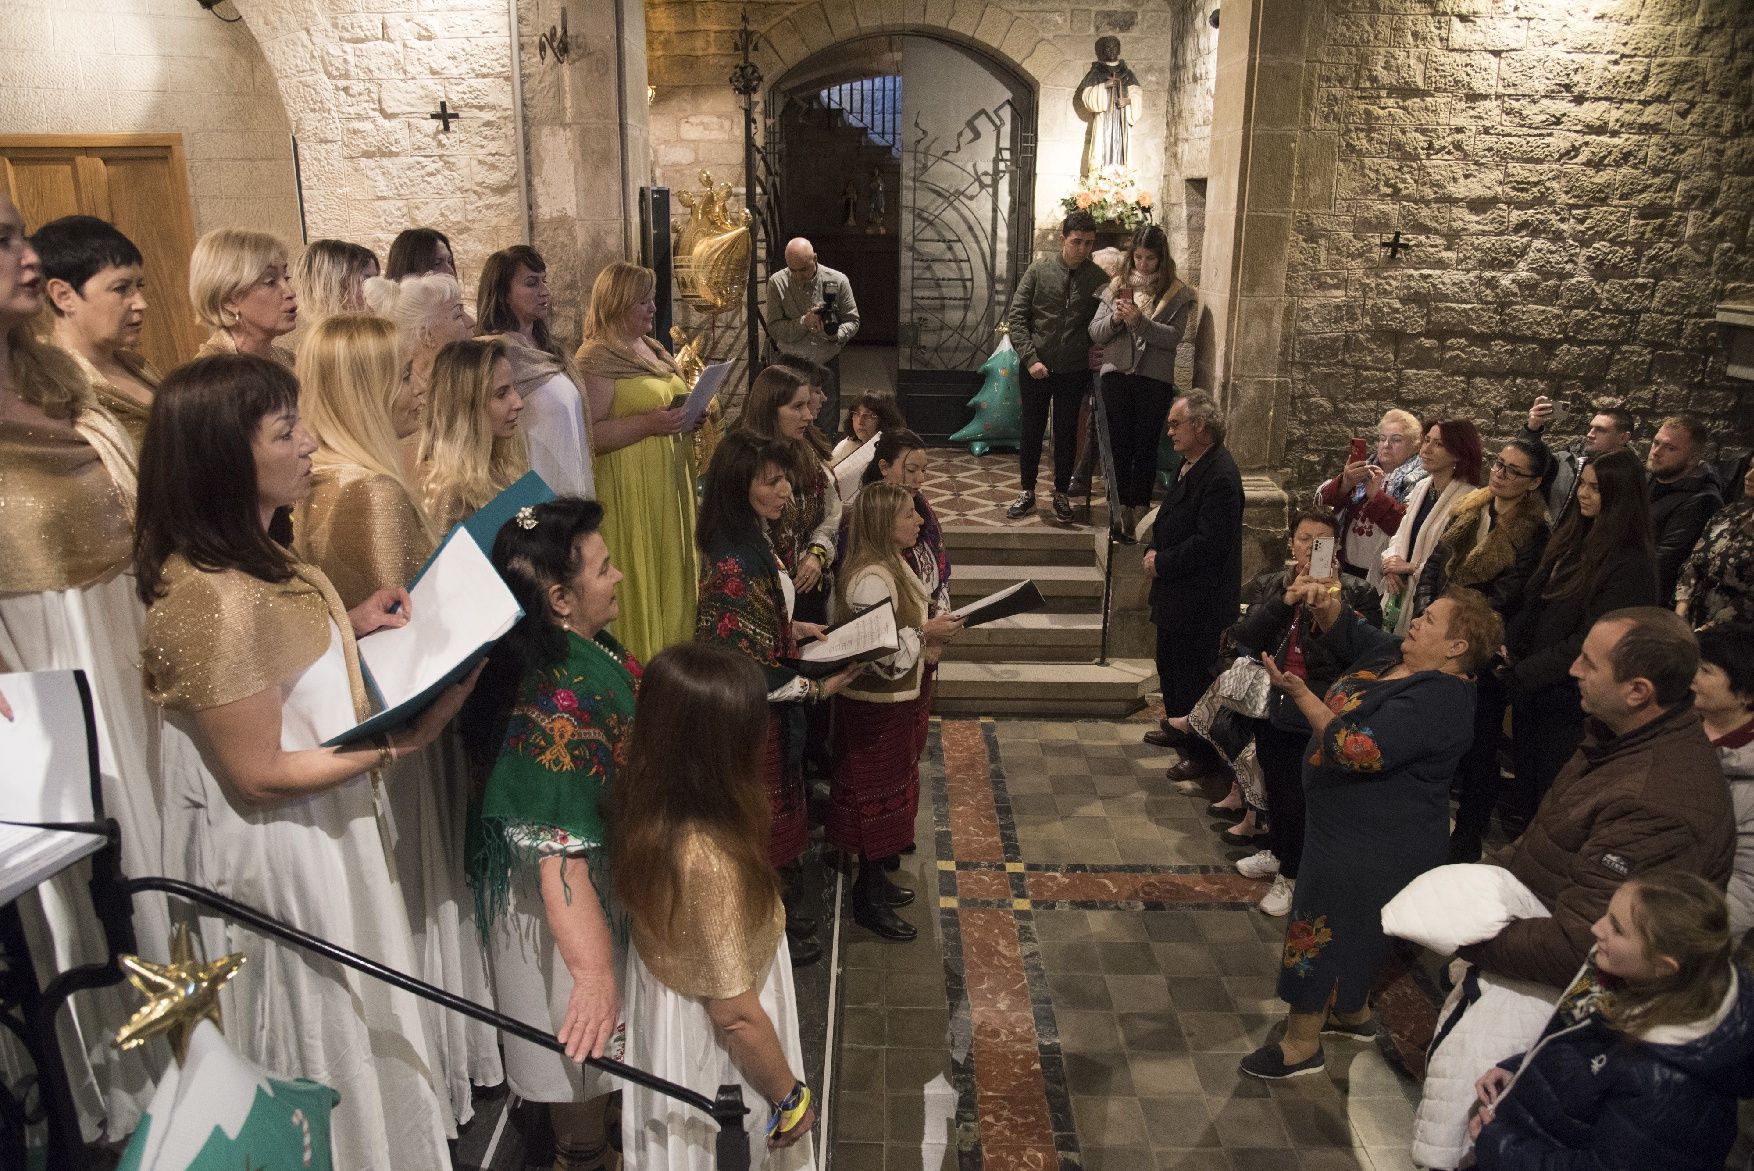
[1003,210,1105,523]
[766,237,860,431]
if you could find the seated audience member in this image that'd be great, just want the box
[1521,394,1635,520]
[363,271,478,406]
[606,643,816,1169]
[463,498,630,1170]
[1499,450,1656,833]
[32,214,158,450]
[1460,608,1733,989]
[478,244,595,499]
[1196,508,1382,917]
[189,228,298,365]
[1413,436,1551,858]
[1315,408,1425,586]
[576,261,697,663]
[1238,587,1501,1079]
[1470,873,1754,1171]
[1693,625,1754,937]
[1648,413,1724,606]
[1676,458,1754,631]
[137,353,474,1168]
[417,337,528,531]
[830,483,962,942]
[386,226,459,280]
[295,238,379,327]
[833,391,905,463]
[1379,419,1482,634]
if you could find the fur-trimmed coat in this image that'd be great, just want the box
[1414,487,1550,617]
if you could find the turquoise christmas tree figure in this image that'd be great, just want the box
[949,328,1023,456]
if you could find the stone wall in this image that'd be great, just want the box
[1278,0,1754,496]
[1,0,301,246]
[1153,0,1220,393]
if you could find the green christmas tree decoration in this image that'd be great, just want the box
[949,331,1023,457]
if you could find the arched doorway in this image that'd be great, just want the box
[767,35,1036,439]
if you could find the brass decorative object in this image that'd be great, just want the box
[673,171,753,313]
[115,923,245,1062]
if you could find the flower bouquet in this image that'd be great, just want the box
[1061,165,1154,231]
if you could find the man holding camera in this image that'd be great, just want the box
[1521,395,1634,522]
[766,237,861,431]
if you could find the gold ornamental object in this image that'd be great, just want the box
[115,922,246,1061]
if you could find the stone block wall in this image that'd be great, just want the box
[1279,0,1754,497]
[1,0,301,247]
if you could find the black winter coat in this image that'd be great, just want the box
[1649,467,1723,605]
[1228,568,1381,733]
[1148,444,1243,632]
[1503,543,1657,696]
[1474,962,1754,1171]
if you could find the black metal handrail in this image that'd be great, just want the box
[1088,369,1123,665]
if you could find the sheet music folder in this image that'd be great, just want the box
[321,474,552,746]
[952,580,1046,628]
[0,669,109,907]
[792,597,899,678]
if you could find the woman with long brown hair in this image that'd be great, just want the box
[606,642,817,1170]
[736,365,841,620]
[479,243,594,497]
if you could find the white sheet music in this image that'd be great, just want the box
[833,433,880,502]
[0,822,106,907]
[798,598,898,664]
[0,669,96,824]
[679,361,730,430]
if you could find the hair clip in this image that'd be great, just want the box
[515,505,538,530]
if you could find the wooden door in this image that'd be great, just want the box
[0,135,204,373]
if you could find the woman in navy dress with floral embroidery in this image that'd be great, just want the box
[1238,584,1503,1081]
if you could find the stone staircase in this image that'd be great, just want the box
[934,524,1156,717]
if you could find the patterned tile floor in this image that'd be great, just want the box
[914,447,1107,529]
[829,714,1441,1171]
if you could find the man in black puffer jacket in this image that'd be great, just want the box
[1646,414,1723,606]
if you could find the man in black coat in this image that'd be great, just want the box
[1143,390,1244,777]
[1646,414,1723,605]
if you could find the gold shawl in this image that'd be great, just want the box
[291,464,435,610]
[574,334,684,383]
[142,553,370,721]
[195,329,295,369]
[0,415,133,593]
[67,346,158,453]
[632,828,784,1000]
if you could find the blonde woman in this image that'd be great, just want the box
[189,227,298,365]
[478,244,594,498]
[295,238,379,328]
[576,261,697,662]
[418,337,528,531]
[290,313,504,1128]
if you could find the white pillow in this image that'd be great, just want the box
[1381,863,1551,954]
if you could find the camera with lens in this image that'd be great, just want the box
[816,284,841,334]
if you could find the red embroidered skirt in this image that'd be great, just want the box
[828,695,923,861]
[913,665,936,763]
[764,708,809,868]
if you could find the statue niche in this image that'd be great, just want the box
[1075,36,1142,176]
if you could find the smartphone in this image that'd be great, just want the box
[1550,400,1571,427]
[1347,437,1369,466]
[1309,535,1337,582]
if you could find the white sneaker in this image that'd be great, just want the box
[1236,849,1280,880]
[1259,875,1295,918]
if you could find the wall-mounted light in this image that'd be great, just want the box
[539,8,571,63]
[195,0,243,23]
[1209,7,1221,28]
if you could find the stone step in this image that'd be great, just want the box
[941,523,1099,567]
[943,612,1104,662]
[949,564,1106,612]
[933,658,1154,717]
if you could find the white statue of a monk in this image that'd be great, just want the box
[1076,36,1143,175]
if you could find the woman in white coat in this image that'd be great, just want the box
[1379,419,1483,634]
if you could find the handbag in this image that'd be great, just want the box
[1211,654,1272,718]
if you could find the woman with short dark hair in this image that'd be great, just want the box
[385,226,457,281]
[479,244,594,498]
[1380,419,1484,634]
[137,352,475,1168]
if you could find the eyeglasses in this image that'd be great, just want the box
[1491,458,1536,480]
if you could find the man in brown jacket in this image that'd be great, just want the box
[1460,607,1732,988]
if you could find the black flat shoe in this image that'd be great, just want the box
[1144,725,1191,749]
[1206,801,1246,820]
[1166,758,1222,783]
[852,895,917,941]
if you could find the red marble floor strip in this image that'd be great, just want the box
[957,869,1012,901]
[958,904,1057,1153]
[1024,869,1263,904]
[939,719,1006,862]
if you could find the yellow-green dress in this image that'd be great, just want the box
[594,371,699,663]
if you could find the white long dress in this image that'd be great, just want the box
[623,938,816,1171]
[0,571,165,1141]
[158,624,451,1170]
[523,370,596,499]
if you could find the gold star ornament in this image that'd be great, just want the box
[115,922,246,1061]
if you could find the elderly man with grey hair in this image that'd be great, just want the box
[1142,391,1245,774]
[765,236,860,431]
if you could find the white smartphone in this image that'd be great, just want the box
[1309,535,1337,582]
[1550,400,1571,427]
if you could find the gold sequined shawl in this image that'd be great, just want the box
[291,464,435,610]
[0,415,133,593]
[67,346,158,453]
[633,827,784,1000]
[142,553,370,720]
[195,329,295,369]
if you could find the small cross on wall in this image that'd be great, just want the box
[429,100,461,132]
[1379,231,1413,261]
